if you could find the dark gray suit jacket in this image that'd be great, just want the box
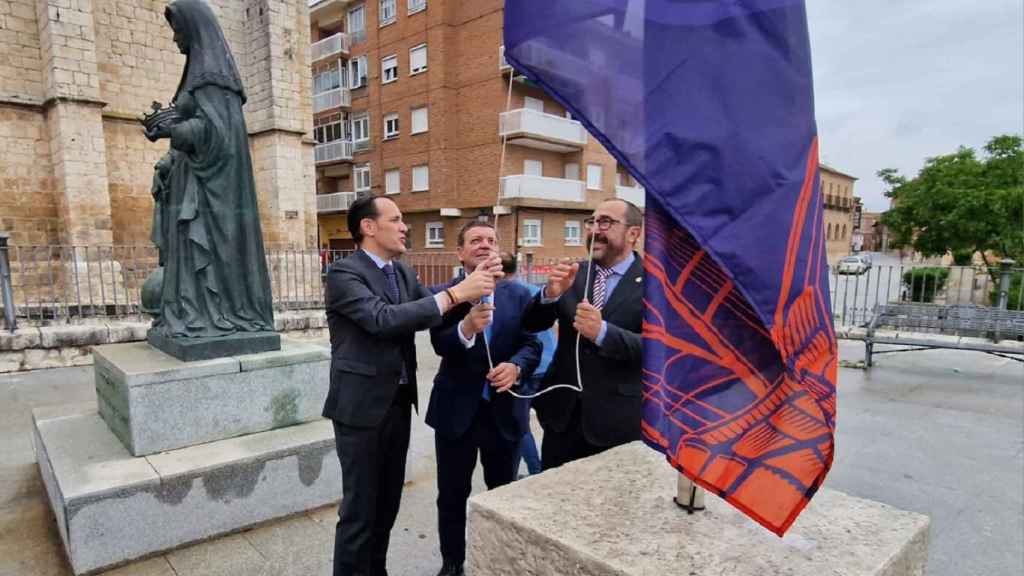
[322,250,442,427]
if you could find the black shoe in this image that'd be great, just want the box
[436,561,465,576]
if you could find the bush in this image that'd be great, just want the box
[902,268,949,303]
[989,271,1024,311]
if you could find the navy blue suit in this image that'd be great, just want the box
[427,279,541,566]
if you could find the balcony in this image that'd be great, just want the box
[501,175,585,203]
[314,140,353,164]
[312,87,351,113]
[317,191,356,213]
[311,32,350,62]
[499,108,587,153]
[615,185,645,208]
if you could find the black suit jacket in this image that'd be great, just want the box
[427,280,542,442]
[522,253,644,447]
[322,250,442,428]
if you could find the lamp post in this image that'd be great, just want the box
[0,233,16,332]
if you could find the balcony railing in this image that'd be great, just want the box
[501,175,585,203]
[317,191,357,213]
[311,32,350,61]
[615,185,646,208]
[312,87,351,113]
[314,140,353,164]
[499,108,587,151]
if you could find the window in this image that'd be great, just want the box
[524,159,543,177]
[348,5,366,44]
[412,164,429,191]
[314,121,344,143]
[564,221,581,246]
[382,55,398,83]
[426,222,444,248]
[524,96,544,113]
[349,55,368,88]
[411,106,428,134]
[564,163,580,181]
[385,169,401,195]
[354,164,371,192]
[384,113,399,139]
[841,224,847,240]
[826,223,832,240]
[410,44,427,75]
[586,164,603,190]
[521,219,542,246]
[379,0,396,25]
[351,112,369,149]
[313,67,342,94]
[408,0,426,14]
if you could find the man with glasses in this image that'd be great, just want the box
[522,198,645,469]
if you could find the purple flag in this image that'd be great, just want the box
[505,0,837,535]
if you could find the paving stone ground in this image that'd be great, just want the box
[0,335,1021,576]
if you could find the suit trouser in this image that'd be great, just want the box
[435,404,520,565]
[540,401,610,470]
[332,388,412,576]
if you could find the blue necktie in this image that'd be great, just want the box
[382,264,408,385]
[481,294,493,401]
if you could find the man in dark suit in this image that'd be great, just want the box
[323,195,501,576]
[427,221,541,576]
[522,198,645,469]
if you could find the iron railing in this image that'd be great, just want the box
[0,245,459,325]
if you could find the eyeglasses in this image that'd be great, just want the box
[583,216,622,231]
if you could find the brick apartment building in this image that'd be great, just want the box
[307,0,646,262]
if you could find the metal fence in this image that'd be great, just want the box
[2,243,1020,333]
[0,244,459,327]
[828,261,1023,327]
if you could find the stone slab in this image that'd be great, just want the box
[147,329,281,362]
[95,339,329,456]
[33,407,340,575]
[467,442,930,576]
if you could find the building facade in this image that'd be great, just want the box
[819,164,857,263]
[307,0,645,264]
[0,0,317,249]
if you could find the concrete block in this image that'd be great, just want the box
[468,442,930,576]
[0,326,42,351]
[39,324,108,349]
[33,406,340,575]
[0,351,24,373]
[95,338,328,455]
[105,321,148,343]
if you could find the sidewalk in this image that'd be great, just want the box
[1,336,1021,576]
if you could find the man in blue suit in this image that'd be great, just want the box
[427,221,541,576]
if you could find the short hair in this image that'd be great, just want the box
[347,195,384,245]
[456,220,495,247]
[610,198,643,227]
[500,252,517,275]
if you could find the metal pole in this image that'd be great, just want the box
[997,259,1016,310]
[0,234,17,332]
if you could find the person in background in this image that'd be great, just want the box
[500,252,551,477]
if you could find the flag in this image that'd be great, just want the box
[504,0,837,535]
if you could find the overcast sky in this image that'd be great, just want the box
[806,0,1024,212]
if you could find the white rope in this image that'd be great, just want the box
[479,65,593,400]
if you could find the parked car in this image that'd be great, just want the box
[837,255,871,275]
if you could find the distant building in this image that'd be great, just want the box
[819,164,857,263]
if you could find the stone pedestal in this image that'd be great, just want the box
[33,403,338,575]
[94,339,326,455]
[468,442,930,576]
[34,336,337,574]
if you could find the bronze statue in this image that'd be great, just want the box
[142,0,278,360]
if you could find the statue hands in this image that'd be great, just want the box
[145,123,171,143]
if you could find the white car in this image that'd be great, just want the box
[837,255,871,275]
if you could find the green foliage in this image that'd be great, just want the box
[902,268,949,303]
[879,134,1024,267]
[989,271,1023,311]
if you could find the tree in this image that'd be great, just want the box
[880,134,1024,272]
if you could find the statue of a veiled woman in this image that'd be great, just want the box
[142,0,278,360]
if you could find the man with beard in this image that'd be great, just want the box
[522,198,644,469]
[427,222,541,576]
